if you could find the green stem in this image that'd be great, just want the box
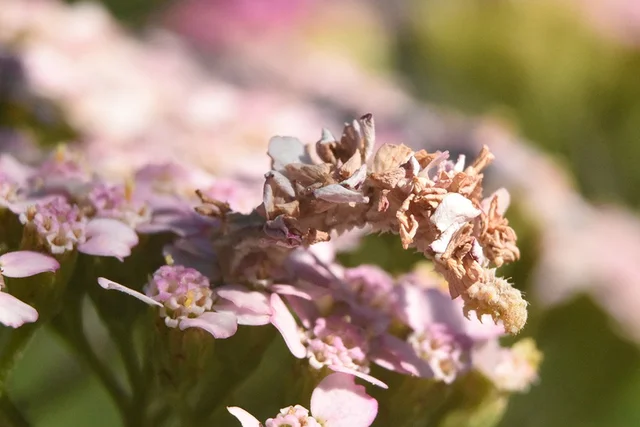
[50,306,130,420]
[0,393,30,427]
[0,325,38,388]
[112,331,149,427]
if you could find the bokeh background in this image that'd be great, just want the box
[2,0,640,426]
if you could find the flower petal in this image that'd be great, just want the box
[328,365,388,389]
[216,286,271,315]
[0,251,59,278]
[268,136,312,170]
[341,165,368,189]
[80,218,139,260]
[310,373,378,427]
[481,188,511,216]
[86,218,139,246]
[314,184,369,204]
[370,334,432,378]
[270,293,305,358]
[179,311,238,339]
[227,406,262,427]
[0,292,38,327]
[214,301,271,326]
[269,284,313,300]
[430,193,481,232]
[79,237,132,261]
[97,277,162,307]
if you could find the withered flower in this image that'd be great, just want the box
[196,115,527,334]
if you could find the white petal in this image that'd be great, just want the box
[328,365,388,389]
[310,373,378,427]
[314,185,369,204]
[0,292,38,328]
[430,193,481,232]
[97,277,162,307]
[341,165,368,189]
[0,251,59,278]
[270,293,306,358]
[227,407,262,427]
[179,312,238,339]
[268,136,311,170]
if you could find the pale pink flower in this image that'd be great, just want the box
[98,265,238,339]
[86,182,151,229]
[20,197,138,260]
[228,372,378,427]
[474,338,542,393]
[394,276,506,383]
[0,251,60,328]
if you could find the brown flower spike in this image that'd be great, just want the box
[197,114,527,334]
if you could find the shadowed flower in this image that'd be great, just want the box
[228,372,378,427]
[98,264,239,338]
[304,315,371,374]
[0,251,59,327]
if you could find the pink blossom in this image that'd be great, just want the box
[0,251,60,328]
[19,197,138,260]
[86,182,151,229]
[98,265,238,339]
[474,338,542,393]
[228,372,378,427]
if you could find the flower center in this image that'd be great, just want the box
[408,323,468,384]
[265,405,321,427]
[144,265,214,328]
[303,316,370,374]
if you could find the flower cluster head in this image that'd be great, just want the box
[145,265,215,328]
[98,264,240,339]
[20,197,87,254]
[303,315,371,374]
[408,323,467,384]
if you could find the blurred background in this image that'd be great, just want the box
[2,0,640,426]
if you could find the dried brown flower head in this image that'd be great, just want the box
[197,114,527,334]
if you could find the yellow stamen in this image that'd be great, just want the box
[184,290,195,308]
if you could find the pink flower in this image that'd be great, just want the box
[98,265,238,339]
[86,182,151,229]
[228,372,378,427]
[397,280,505,383]
[0,251,60,328]
[20,197,139,260]
[474,338,542,393]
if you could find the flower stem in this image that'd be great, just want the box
[0,393,30,427]
[50,305,130,420]
[0,325,38,388]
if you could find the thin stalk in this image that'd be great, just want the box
[50,305,130,420]
[0,394,30,427]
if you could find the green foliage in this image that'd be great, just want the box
[399,0,640,207]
